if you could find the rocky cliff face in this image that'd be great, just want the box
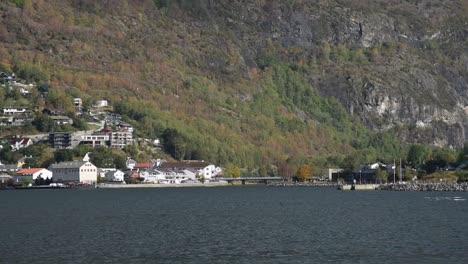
[195,0,468,147]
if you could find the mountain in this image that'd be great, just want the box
[1,0,467,172]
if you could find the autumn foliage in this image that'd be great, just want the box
[296,164,312,182]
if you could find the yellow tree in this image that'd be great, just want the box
[296,164,312,182]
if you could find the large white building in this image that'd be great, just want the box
[81,132,110,147]
[110,130,133,148]
[48,161,97,184]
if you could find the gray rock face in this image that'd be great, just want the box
[206,0,468,147]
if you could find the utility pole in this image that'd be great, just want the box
[399,158,402,183]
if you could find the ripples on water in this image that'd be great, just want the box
[1,187,467,264]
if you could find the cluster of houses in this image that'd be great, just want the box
[0,106,34,127]
[126,159,223,184]
[0,156,223,186]
[328,162,407,183]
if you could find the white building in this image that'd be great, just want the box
[74,98,82,112]
[94,100,109,108]
[48,161,97,184]
[15,168,52,182]
[105,170,125,182]
[3,107,28,115]
[110,130,133,148]
[81,132,110,147]
[126,158,137,170]
[50,116,74,125]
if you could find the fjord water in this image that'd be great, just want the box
[1,187,467,264]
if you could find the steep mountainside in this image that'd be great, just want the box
[0,0,467,172]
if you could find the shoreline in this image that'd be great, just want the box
[97,182,231,188]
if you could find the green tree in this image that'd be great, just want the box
[54,149,74,163]
[224,163,241,178]
[21,177,33,186]
[407,145,428,165]
[375,168,388,184]
[162,128,188,160]
[403,166,416,181]
[457,143,468,161]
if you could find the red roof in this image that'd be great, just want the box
[129,171,140,179]
[17,168,44,175]
[134,162,155,169]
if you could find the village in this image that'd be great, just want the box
[1,157,224,188]
[0,70,229,187]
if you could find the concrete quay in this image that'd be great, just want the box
[97,182,230,188]
[338,184,379,190]
[268,182,340,187]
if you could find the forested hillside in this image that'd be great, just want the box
[1,0,467,174]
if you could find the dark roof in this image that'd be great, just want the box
[134,162,155,169]
[48,161,93,169]
[0,164,19,171]
[160,161,210,169]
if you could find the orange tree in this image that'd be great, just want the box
[296,164,312,182]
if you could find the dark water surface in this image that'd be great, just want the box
[1,187,467,263]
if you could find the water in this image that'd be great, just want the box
[1,187,467,263]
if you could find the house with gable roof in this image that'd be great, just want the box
[10,138,33,151]
[15,168,52,183]
[105,170,125,182]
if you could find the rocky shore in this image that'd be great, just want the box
[376,182,468,192]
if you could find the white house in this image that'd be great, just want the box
[50,116,74,125]
[48,161,97,184]
[105,170,125,182]
[126,158,137,170]
[94,100,109,108]
[74,98,82,111]
[3,107,28,115]
[15,168,52,182]
[0,173,13,184]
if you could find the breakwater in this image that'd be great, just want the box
[376,182,468,192]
